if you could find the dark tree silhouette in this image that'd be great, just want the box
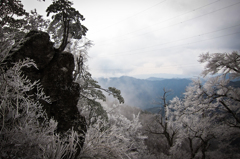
[46,0,88,52]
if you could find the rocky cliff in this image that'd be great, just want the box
[6,30,86,157]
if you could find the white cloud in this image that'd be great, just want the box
[21,0,240,78]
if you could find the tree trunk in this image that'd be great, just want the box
[58,12,70,52]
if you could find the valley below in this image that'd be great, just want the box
[97,76,192,110]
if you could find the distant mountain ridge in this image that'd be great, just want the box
[97,76,192,110]
[146,77,165,81]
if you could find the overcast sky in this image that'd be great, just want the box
[22,0,240,79]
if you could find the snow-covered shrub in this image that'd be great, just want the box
[0,56,79,158]
[80,110,148,159]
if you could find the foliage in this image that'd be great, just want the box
[0,0,28,41]
[145,88,179,156]
[0,0,125,158]
[23,9,50,32]
[80,109,148,159]
[168,51,240,158]
[5,2,240,158]
[0,4,83,157]
[142,51,240,158]
[1,0,49,43]
[0,56,80,158]
[66,38,124,126]
[46,0,124,125]
[195,52,240,129]
[0,0,26,28]
[46,0,88,51]
[199,51,240,79]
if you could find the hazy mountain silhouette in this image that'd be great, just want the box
[146,77,165,81]
[97,76,192,110]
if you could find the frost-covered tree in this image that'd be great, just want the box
[200,51,240,79]
[65,38,124,126]
[169,96,219,159]
[169,51,240,158]
[80,109,148,159]
[147,88,179,155]
[198,52,240,128]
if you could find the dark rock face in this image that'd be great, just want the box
[7,30,86,157]
[9,30,55,70]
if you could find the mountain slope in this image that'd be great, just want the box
[97,76,192,109]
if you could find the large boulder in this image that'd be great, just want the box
[6,30,86,157]
[9,30,55,70]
